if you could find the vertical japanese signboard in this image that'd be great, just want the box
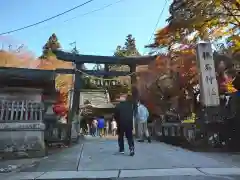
[196,43,220,106]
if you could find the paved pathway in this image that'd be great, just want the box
[2,137,240,179]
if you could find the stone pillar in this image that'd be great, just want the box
[70,63,84,121]
[69,63,83,142]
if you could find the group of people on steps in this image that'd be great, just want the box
[90,117,117,137]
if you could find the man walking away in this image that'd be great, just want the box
[137,100,151,143]
[111,119,117,136]
[114,94,135,156]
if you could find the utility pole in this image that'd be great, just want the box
[69,41,76,48]
[8,44,12,52]
[69,41,78,54]
[15,44,24,53]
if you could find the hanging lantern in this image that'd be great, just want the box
[53,103,67,116]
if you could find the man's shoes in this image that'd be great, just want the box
[147,137,151,143]
[138,139,144,142]
[130,148,135,156]
[119,149,124,154]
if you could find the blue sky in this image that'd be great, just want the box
[0,0,171,58]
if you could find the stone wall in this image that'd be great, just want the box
[0,87,46,159]
[0,122,45,159]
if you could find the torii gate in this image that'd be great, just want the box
[54,50,156,127]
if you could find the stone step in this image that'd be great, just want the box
[4,168,240,180]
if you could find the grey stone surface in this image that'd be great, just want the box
[3,138,240,179]
[197,152,240,167]
[78,140,237,171]
[120,168,204,178]
[3,172,44,180]
[0,158,41,173]
[199,168,240,175]
[118,176,240,180]
[20,143,83,172]
[19,138,240,173]
[37,170,118,179]
[3,170,240,180]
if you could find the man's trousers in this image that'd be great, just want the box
[118,127,134,151]
[138,121,150,140]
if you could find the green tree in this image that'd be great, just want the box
[114,34,141,58]
[113,45,125,57]
[124,34,140,56]
[108,34,140,96]
[41,33,61,58]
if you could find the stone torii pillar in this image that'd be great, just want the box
[130,64,139,137]
[69,63,84,122]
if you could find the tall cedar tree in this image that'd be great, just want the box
[124,34,141,56]
[114,34,141,57]
[41,33,61,58]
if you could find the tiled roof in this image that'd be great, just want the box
[79,90,115,109]
[0,67,55,81]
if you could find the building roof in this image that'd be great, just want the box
[79,89,115,109]
[0,67,55,80]
[0,67,56,90]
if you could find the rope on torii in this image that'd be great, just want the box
[73,66,137,87]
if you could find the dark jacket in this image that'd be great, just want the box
[114,100,134,130]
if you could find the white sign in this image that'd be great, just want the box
[196,43,220,106]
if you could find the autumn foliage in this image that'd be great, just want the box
[137,0,240,115]
[136,48,198,114]
[162,0,240,54]
[36,56,74,110]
